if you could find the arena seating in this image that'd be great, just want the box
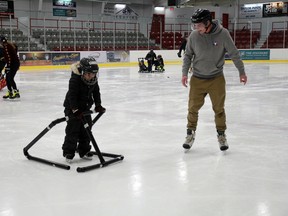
[261,30,288,49]
[32,29,158,51]
[230,29,261,49]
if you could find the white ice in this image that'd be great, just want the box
[0,62,287,216]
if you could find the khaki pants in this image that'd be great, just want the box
[187,75,227,132]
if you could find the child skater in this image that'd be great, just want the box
[62,57,106,163]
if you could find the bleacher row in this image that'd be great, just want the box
[230,29,261,49]
[149,30,264,49]
[261,30,288,49]
[149,31,188,49]
[32,29,157,51]
[0,28,40,51]
[0,28,287,51]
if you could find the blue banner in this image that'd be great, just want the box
[225,50,270,60]
[52,52,80,65]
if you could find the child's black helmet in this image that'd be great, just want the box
[80,57,99,74]
[191,9,212,24]
[79,57,99,85]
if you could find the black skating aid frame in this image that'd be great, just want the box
[23,111,124,172]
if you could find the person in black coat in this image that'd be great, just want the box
[0,46,6,72]
[0,46,6,90]
[62,57,106,163]
[1,36,20,99]
[145,49,157,72]
[177,37,187,58]
[155,54,165,71]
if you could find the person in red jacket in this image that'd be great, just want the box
[0,36,20,99]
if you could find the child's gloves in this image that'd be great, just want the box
[95,105,106,113]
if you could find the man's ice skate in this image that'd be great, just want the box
[217,132,229,151]
[183,130,196,149]
[80,152,93,160]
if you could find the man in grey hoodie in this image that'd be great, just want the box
[181,9,247,151]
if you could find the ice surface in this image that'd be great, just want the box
[0,62,287,216]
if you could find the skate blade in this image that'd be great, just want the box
[81,156,93,161]
[3,98,21,101]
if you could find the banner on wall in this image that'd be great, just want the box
[107,51,130,62]
[225,50,270,60]
[239,4,263,18]
[263,2,288,17]
[19,52,53,66]
[80,51,107,63]
[53,8,76,17]
[52,52,80,65]
[53,0,77,17]
[18,51,131,66]
[115,6,138,20]
[0,0,14,18]
[53,0,76,8]
[81,51,130,63]
[103,4,138,20]
[239,50,270,60]
[19,52,80,65]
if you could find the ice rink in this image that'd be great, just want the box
[0,62,287,216]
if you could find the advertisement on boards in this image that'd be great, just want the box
[225,50,270,60]
[19,52,53,66]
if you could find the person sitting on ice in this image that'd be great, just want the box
[155,55,165,72]
[138,59,148,72]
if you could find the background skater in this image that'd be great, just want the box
[1,36,20,99]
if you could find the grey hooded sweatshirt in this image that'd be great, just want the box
[182,20,245,79]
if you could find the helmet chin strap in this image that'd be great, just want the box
[204,22,212,33]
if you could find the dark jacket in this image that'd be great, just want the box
[145,51,156,62]
[0,47,6,71]
[179,38,187,53]
[2,41,19,69]
[63,63,101,113]
[157,57,164,66]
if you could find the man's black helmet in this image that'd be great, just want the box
[191,9,212,24]
[80,57,99,74]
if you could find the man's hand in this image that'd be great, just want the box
[182,75,188,87]
[240,74,247,85]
